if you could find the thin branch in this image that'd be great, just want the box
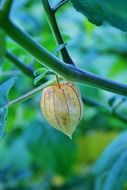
[0,19,127,96]
[7,74,126,124]
[1,0,13,18]
[6,51,34,78]
[53,0,69,12]
[112,112,127,124]
[0,70,20,77]
[6,80,127,125]
[112,98,126,112]
[82,96,105,108]
[82,97,127,124]
[42,0,74,64]
[7,79,55,108]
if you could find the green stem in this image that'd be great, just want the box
[1,0,13,18]
[53,0,69,12]
[0,70,20,77]
[112,98,126,112]
[7,79,55,108]
[1,19,127,96]
[82,97,127,124]
[42,0,74,64]
[6,51,34,78]
[6,77,127,124]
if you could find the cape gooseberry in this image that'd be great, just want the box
[40,81,83,139]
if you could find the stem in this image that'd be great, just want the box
[82,96,104,108]
[56,74,61,89]
[82,97,127,124]
[6,77,127,125]
[6,51,34,78]
[112,112,127,124]
[112,98,126,112]
[42,0,74,64]
[53,0,69,12]
[0,19,127,96]
[0,70,20,77]
[7,79,55,108]
[1,0,13,18]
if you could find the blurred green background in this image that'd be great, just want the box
[0,0,127,189]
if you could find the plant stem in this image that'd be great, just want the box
[6,78,127,124]
[0,70,20,77]
[82,97,127,124]
[56,74,61,89]
[1,0,13,18]
[7,78,55,108]
[53,0,69,12]
[112,98,126,112]
[6,51,34,78]
[0,19,127,96]
[42,0,74,64]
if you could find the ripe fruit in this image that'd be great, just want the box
[40,81,83,139]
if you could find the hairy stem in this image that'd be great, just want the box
[0,19,127,96]
[42,0,74,64]
[6,51,34,78]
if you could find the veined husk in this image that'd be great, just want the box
[40,81,83,139]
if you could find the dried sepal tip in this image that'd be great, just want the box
[40,81,83,139]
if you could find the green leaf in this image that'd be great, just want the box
[93,132,127,190]
[0,77,16,137]
[71,0,127,31]
[104,149,127,190]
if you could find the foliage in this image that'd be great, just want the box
[93,132,127,190]
[0,0,127,189]
[0,77,16,136]
[71,0,127,31]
